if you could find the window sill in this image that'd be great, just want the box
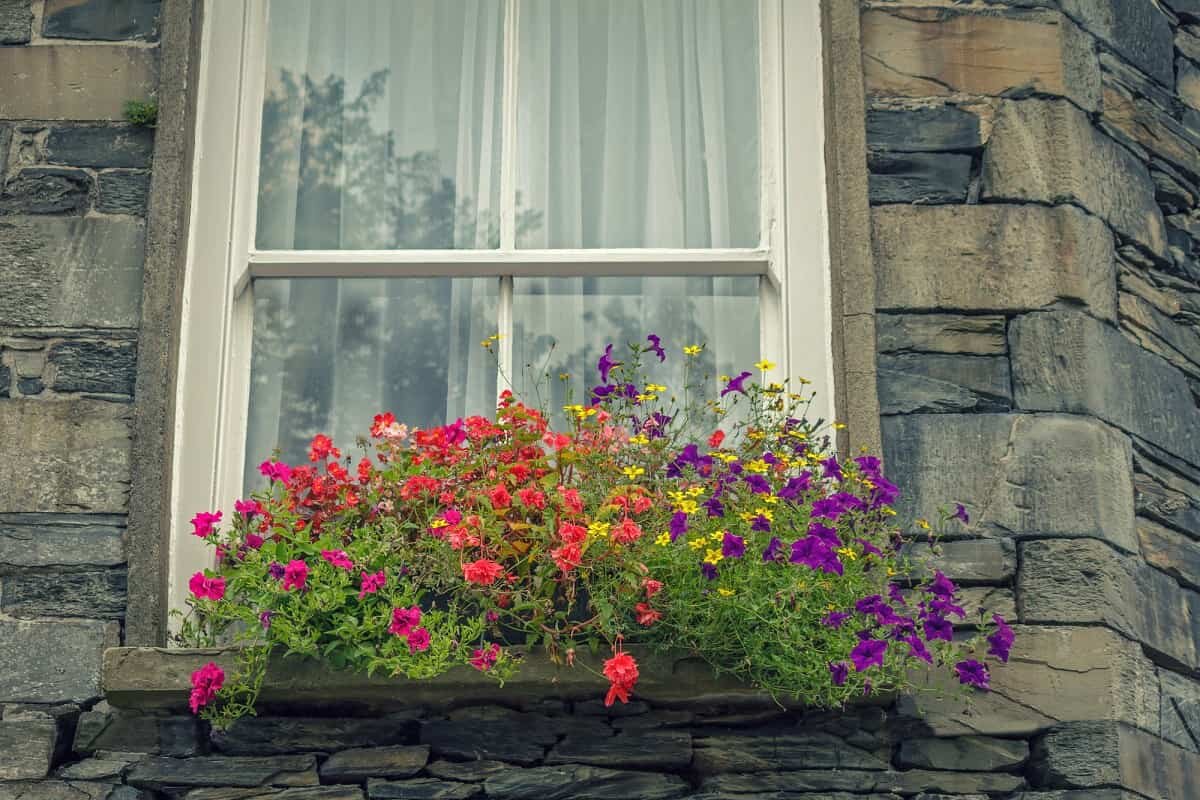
[102,646,894,713]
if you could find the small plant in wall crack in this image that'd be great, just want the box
[124,99,158,128]
[176,335,1012,729]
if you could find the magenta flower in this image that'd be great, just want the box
[258,460,292,484]
[189,662,224,714]
[471,643,501,671]
[987,614,1015,663]
[320,550,354,570]
[829,661,849,686]
[955,659,990,690]
[850,638,888,672]
[245,533,264,550]
[282,560,308,591]
[407,627,431,653]
[259,610,274,629]
[389,606,422,637]
[443,508,463,525]
[188,571,226,601]
[722,532,745,559]
[720,371,753,397]
[191,511,222,539]
[234,499,261,518]
[645,334,666,362]
[358,570,386,601]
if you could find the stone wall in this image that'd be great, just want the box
[866,0,1200,796]
[0,0,160,788]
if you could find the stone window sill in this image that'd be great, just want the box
[103,646,894,713]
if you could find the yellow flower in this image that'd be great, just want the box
[668,490,686,505]
[636,393,658,402]
[655,532,671,546]
[622,466,645,480]
[745,459,769,474]
[753,507,774,521]
[717,588,735,597]
[629,434,650,446]
[754,359,776,371]
[765,382,784,393]
[833,422,847,430]
[703,548,724,565]
[645,383,667,393]
[563,403,584,413]
[709,531,725,544]
[747,430,766,441]
[886,566,897,577]
[676,499,699,515]
[429,518,449,529]
[683,345,704,356]
[686,486,705,497]
[688,538,706,551]
[764,495,779,505]
[577,407,598,419]
[588,521,611,538]
[719,375,730,383]
[558,372,570,381]
[713,453,739,463]
[916,518,931,531]
[836,546,857,561]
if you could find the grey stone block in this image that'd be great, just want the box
[0,363,10,398]
[0,0,31,44]
[903,539,1016,584]
[484,764,688,800]
[367,779,477,799]
[1060,0,1174,86]
[420,712,560,765]
[56,753,143,782]
[896,736,1028,771]
[547,730,692,770]
[212,716,418,756]
[0,513,125,570]
[867,152,971,205]
[1019,538,1198,671]
[1032,721,1199,797]
[884,770,1025,795]
[17,376,43,395]
[0,46,158,121]
[0,781,147,800]
[1010,309,1200,468]
[0,167,92,215]
[691,731,885,776]
[181,789,363,800]
[877,353,1010,414]
[0,619,119,703]
[126,755,320,790]
[866,106,981,153]
[982,99,1167,257]
[0,217,144,329]
[96,170,150,216]
[43,0,160,41]
[874,204,1116,319]
[1159,669,1200,753]
[49,341,137,395]
[0,719,58,779]
[318,746,429,783]
[1,568,127,619]
[0,400,131,514]
[44,125,154,169]
[876,314,1006,356]
[883,414,1137,552]
[1134,445,1200,539]
[1139,518,1200,592]
[74,710,200,757]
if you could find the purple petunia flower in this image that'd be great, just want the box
[904,635,932,664]
[887,582,907,606]
[591,383,616,402]
[597,344,619,382]
[822,611,851,628]
[669,511,689,542]
[645,334,666,362]
[987,614,1015,663]
[700,562,719,580]
[721,532,745,559]
[850,638,888,672]
[953,503,970,524]
[869,476,900,509]
[268,562,285,580]
[956,659,990,690]
[259,610,274,630]
[704,495,725,518]
[809,522,840,548]
[777,472,812,502]
[923,615,954,642]
[743,474,771,494]
[855,595,885,616]
[720,371,753,397]
[750,514,772,533]
[930,596,966,620]
[829,661,849,686]
[761,537,783,562]
[854,455,881,476]
[855,538,883,557]
[821,457,844,482]
[926,570,958,599]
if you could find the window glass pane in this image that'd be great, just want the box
[257,0,504,250]
[515,0,760,249]
[244,277,497,489]
[511,276,760,427]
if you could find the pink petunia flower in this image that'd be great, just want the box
[389,606,422,637]
[406,627,431,652]
[320,550,354,570]
[189,662,224,713]
[282,560,308,591]
[191,511,222,539]
[258,460,293,484]
[188,571,226,601]
[358,570,386,600]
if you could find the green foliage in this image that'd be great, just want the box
[124,99,158,128]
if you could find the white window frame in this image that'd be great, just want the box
[169,0,833,615]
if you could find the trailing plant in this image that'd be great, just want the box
[176,336,1013,728]
[124,99,158,127]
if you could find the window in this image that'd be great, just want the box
[171,0,832,613]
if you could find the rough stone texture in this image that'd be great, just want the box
[900,626,1159,737]
[0,720,58,780]
[1180,58,1200,112]
[1158,668,1200,753]
[876,314,1006,356]
[0,619,119,702]
[1,569,127,619]
[0,217,145,329]
[691,731,887,775]
[0,46,158,121]
[981,99,1167,258]
[903,539,1016,584]
[867,152,972,205]
[126,756,319,791]
[1019,538,1197,671]
[877,353,1010,414]
[74,710,200,758]
[0,167,92,215]
[1010,309,1200,468]
[546,731,692,771]
[861,8,1100,110]
[1134,443,1200,539]
[883,414,1137,553]
[97,171,150,216]
[1118,270,1200,381]
[44,126,155,169]
[0,782,144,800]
[48,341,138,395]
[896,736,1028,771]
[1059,0,1174,87]
[1138,518,1200,591]
[483,764,688,800]
[866,106,981,153]
[318,747,429,783]
[0,513,125,569]
[368,779,478,800]
[874,204,1117,320]
[0,400,131,514]
[1101,55,1200,186]
[43,0,160,41]
[700,769,1023,795]
[420,713,559,765]
[56,754,142,782]
[0,0,32,44]
[212,717,416,756]
[1032,721,1200,797]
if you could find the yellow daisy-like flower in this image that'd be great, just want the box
[563,403,584,414]
[886,566,897,577]
[668,490,687,505]
[744,459,769,474]
[622,465,646,480]
[688,538,706,551]
[636,393,658,402]
[429,518,449,529]
[655,532,671,546]
[683,345,704,356]
[558,372,570,381]
[765,382,784,393]
[629,434,650,446]
[676,499,699,515]
[645,383,667,393]
[747,430,766,441]
[717,588,735,597]
[713,453,739,463]
[703,548,724,565]
[588,521,611,538]
[577,407,598,419]
[709,531,725,544]
[916,518,931,531]
[719,374,730,383]
[754,359,776,371]
[836,546,858,561]
[686,486,705,498]
[882,507,897,516]
[764,495,779,505]
[753,507,774,521]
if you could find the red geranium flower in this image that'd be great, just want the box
[603,650,639,706]
[635,602,661,626]
[612,517,643,544]
[463,559,504,585]
[488,484,512,510]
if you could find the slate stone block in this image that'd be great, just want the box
[1138,518,1200,592]
[1,568,127,619]
[17,376,44,395]
[0,45,158,121]
[48,341,137,395]
[0,719,58,780]
[317,746,429,783]
[484,764,688,800]
[876,314,1006,356]
[877,353,1010,414]
[0,512,125,570]
[0,167,92,215]
[420,711,560,765]
[896,736,1029,771]
[868,152,971,205]
[367,779,479,800]
[0,619,120,703]
[43,0,160,41]
[45,126,154,169]
[903,539,1016,584]
[74,710,200,757]
[1032,721,1199,797]
[547,731,692,771]
[1060,0,1174,86]
[691,731,886,776]
[212,716,417,756]
[0,0,31,43]
[96,170,150,216]
[866,106,981,153]
[126,755,319,790]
